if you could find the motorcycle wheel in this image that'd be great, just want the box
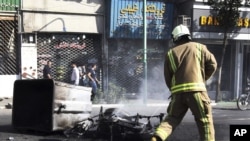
[237,94,249,111]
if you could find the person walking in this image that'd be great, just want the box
[151,24,217,141]
[78,63,88,86]
[71,62,80,85]
[87,64,100,101]
[43,61,52,79]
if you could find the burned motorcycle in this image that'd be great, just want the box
[64,106,165,141]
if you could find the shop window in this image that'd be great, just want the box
[206,44,233,92]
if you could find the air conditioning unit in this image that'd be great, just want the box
[177,15,191,27]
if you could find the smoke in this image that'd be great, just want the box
[139,64,170,100]
[105,39,171,105]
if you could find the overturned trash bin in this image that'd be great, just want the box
[12,79,92,132]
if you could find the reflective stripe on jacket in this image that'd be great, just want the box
[164,42,217,94]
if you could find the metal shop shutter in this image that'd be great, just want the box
[37,33,102,84]
[107,39,166,97]
[0,16,18,75]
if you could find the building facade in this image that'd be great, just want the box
[0,0,19,97]
[1,0,249,101]
[21,0,104,83]
[0,0,105,98]
[191,0,250,100]
[105,0,174,101]
[104,0,250,101]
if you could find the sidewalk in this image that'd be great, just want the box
[212,101,238,109]
[0,97,238,110]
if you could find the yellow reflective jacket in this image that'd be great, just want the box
[164,42,217,94]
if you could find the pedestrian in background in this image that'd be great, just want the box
[43,61,52,79]
[78,63,83,85]
[78,63,88,86]
[71,62,80,85]
[87,64,100,101]
[151,24,217,141]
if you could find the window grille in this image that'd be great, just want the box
[0,16,18,75]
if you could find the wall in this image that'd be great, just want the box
[21,0,104,33]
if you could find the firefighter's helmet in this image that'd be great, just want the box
[171,24,191,43]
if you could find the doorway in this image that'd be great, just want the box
[242,45,250,93]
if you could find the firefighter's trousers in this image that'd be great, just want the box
[154,92,215,141]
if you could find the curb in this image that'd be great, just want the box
[92,103,169,108]
[0,103,220,110]
[0,97,237,110]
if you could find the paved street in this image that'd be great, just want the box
[0,102,250,141]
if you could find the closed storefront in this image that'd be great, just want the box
[105,0,173,100]
[35,33,102,83]
[0,16,18,75]
[0,0,19,97]
[19,0,104,87]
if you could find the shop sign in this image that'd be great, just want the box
[200,15,250,28]
[193,9,250,33]
[0,0,19,11]
[109,0,173,39]
[54,42,86,50]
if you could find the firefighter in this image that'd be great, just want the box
[151,24,217,141]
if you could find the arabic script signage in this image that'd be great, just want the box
[0,0,19,11]
[109,0,173,39]
[54,42,86,50]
